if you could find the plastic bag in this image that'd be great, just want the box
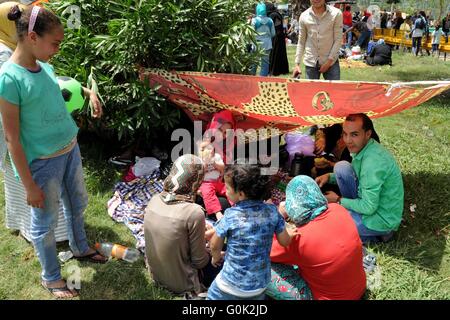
[351,45,361,55]
[285,133,315,168]
[132,157,161,177]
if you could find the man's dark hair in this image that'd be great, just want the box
[224,162,271,201]
[345,5,351,11]
[345,113,380,142]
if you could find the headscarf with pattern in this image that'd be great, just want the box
[0,2,26,50]
[160,154,204,204]
[285,175,328,226]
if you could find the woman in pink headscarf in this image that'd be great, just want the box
[198,110,237,221]
[206,110,236,164]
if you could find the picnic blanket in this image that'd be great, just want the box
[340,59,370,69]
[107,171,164,252]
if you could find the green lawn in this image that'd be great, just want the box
[0,48,449,299]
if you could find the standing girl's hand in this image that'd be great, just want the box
[83,87,103,118]
[89,91,103,118]
[26,182,45,209]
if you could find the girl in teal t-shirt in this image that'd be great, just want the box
[0,5,104,298]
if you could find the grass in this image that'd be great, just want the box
[0,48,449,300]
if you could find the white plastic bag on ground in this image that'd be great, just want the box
[132,157,161,177]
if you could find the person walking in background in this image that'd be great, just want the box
[411,11,428,56]
[251,2,275,77]
[293,0,343,80]
[441,12,450,43]
[380,11,388,29]
[431,24,443,57]
[343,5,353,49]
[267,3,289,76]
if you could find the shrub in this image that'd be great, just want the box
[49,0,259,143]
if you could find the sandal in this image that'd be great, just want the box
[73,250,108,264]
[42,281,79,299]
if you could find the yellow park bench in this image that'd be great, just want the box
[372,28,450,60]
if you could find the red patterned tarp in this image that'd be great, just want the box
[142,69,450,134]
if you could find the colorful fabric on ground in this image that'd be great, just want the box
[340,59,369,69]
[107,171,163,252]
[143,69,450,139]
[270,170,289,206]
[266,263,313,300]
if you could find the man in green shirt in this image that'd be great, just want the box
[316,114,404,243]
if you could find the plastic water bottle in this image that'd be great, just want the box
[290,153,303,177]
[95,242,140,263]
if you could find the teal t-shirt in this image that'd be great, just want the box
[0,60,78,165]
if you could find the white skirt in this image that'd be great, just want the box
[3,156,69,242]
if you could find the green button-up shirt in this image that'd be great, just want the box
[330,139,404,232]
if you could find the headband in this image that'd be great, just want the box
[28,6,41,34]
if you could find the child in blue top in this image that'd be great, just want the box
[0,5,104,298]
[207,162,297,300]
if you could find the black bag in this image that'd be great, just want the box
[417,17,426,30]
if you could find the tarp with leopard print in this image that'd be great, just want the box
[142,69,450,138]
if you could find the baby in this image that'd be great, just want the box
[198,139,230,221]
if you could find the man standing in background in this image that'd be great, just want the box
[292,0,343,80]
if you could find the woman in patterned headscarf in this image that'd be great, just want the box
[144,154,220,298]
[268,175,366,300]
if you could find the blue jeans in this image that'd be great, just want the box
[30,143,90,282]
[207,278,266,300]
[412,37,422,56]
[333,161,391,244]
[260,49,271,76]
[344,25,352,48]
[357,30,371,49]
[250,49,271,77]
[305,60,340,80]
